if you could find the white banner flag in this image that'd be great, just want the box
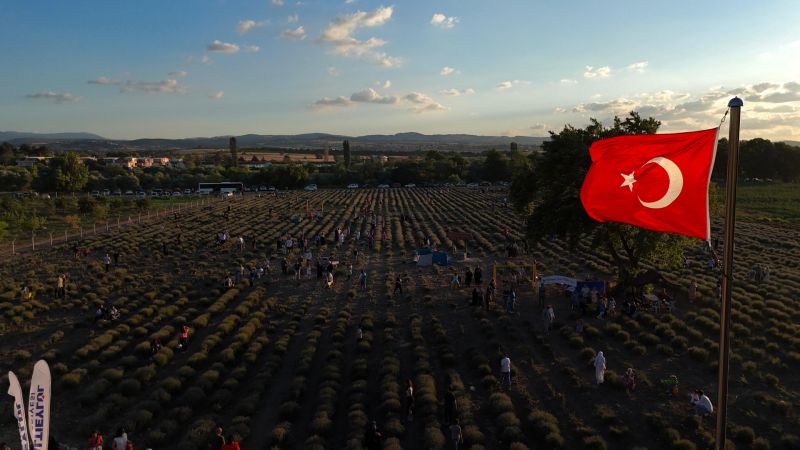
[27,360,51,450]
[7,371,31,450]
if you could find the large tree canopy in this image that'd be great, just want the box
[511,112,693,283]
[39,152,89,192]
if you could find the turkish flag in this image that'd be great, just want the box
[580,128,718,240]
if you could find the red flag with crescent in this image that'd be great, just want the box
[580,128,718,240]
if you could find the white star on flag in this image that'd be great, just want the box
[620,171,636,192]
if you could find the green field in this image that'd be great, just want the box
[735,182,800,222]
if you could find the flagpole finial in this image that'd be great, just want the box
[728,97,743,107]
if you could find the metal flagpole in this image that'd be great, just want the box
[715,96,742,450]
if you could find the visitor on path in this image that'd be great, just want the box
[542,305,555,334]
[444,388,458,425]
[692,390,714,416]
[594,351,606,385]
[113,251,120,266]
[506,287,517,314]
[294,260,302,280]
[104,253,112,272]
[208,426,225,450]
[596,298,606,320]
[347,263,353,281]
[224,273,234,289]
[608,297,617,318]
[450,418,464,450]
[394,276,403,297]
[221,435,241,450]
[149,338,162,358]
[111,428,128,450]
[405,378,415,421]
[500,355,512,390]
[474,267,483,285]
[178,325,191,351]
[472,287,482,306]
[451,272,461,289]
[465,268,473,287]
[623,368,636,391]
[88,430,103,450]
[326,271,334,289]
[688,280,698,303]
[281,258,288,276]
[56,273,65,298]
[575,319,584,336]
[364,421,384,450]
[359,270,367,291]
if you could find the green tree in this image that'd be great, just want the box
[45,152,89,192]
[482,149,512,182]
[229,137,239,167]
[0,220,9,241]
[0,142,15,165]
[511,112,691,283]
[343,140,351,169]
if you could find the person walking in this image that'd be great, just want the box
[87,431,103,450]
[542,305,555,334]
[500,354,511,390]
[111,428,128,450]
[359,270,367,291]
[405,379,415,421]
[594,351,607,385]
[221,435,241,450]
[55,273,65,299]
[444,388,457,425]
[178,325,191,351]
[474,267,482,285]
[394,276,403,297]
[364,421,383,450]
[103,253,112,272]
[449,419,463,450]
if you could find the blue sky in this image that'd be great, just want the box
[1,0,799,140]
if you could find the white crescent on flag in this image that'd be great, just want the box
[638,156,684,209]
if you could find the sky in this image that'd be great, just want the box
[1,0,799,140]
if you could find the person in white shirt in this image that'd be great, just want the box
[692,390,714,416]
[594,351,606,385]
[500,355,511,389]
[111,428,127,450]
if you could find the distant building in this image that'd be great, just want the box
[17,156,49,167]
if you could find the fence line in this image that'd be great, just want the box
[0,198,222,260]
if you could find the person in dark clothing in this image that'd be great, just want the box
[364,421,383,450]
[281,258,288,275]
[465,268,473,287]
[444,388,458,425]
[394,276,403,297]
[113,251,120,265]
[317,262,323,279]
[474,267,482,285]
[472,287,482,306]
[162,241,168,255]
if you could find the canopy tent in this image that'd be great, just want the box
[540,275,578,290]
[415,247,449,266]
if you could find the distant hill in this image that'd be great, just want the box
[783,140,800,147]
[1,131,547,152]
[1,131,106,142]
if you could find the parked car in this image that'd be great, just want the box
[268,186,276,191]
[404,183,416,188]
[172,191,182,197]
[136,191,146,197]
[124,190,134,196]
[184,188,192,194]
[304,184,318,191]
[102,189,111,196]
[347,183,359,189]
[377,184,390,188]
[467,182,479,187]
[258,186,268,191]
[40,193,51,199]
[90,191,100,197]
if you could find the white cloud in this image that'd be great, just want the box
[530,123,548,133]
[26,91,81,104]
[496,80,529,90]
[271,0,284,5]
[237,19,268,34]
[554,107,567,113]
[88,76,119,85]
[313,88,447,113]
[404,92,448,113]
[207,40,240,53]
[201,55,211,64]
[583,65,611,78]
[319,6,400,67]
[626,61,648,73]
[313,96,354,109]
[169,70,188,78]
[440,66,457,76]
[345,0,355,3]
[430,13,458,29]
[243,45,260,53]
[281,26,306,40]
[121,79,187,95]
[375,80,391,88]
[350,87,398,104]
[210,91,224,100]
[560,78,577,85]
[327,66,341,77]
[288,14,299,23]
[440,88,475,96]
